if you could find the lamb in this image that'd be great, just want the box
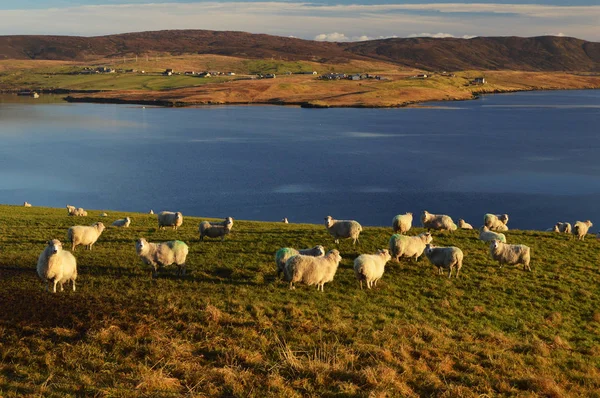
[489,240,531,271]
[458,219,473,230]
[284,249,342,291]
[421,210,457,232]
[484,213,509,231]
[157,211,183,230]
[392,212,413,234]
[23,201,32,207]
[67,222,106,251]
[388,232,433,262]
[555,222,572,234]
[353,249,391,289]
[274,245,325,278]
[112,217,131,228]
[479,226,506,243]
[324,216,362,245]
[424,244,464,278]
[135,238,189,277]
[36,239,77,293]
[573,220,593,240]
[199,218,233,241]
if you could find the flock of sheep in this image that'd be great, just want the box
[29,203,595,293]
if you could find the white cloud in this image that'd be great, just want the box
[408,32,477,39]
[315,32,350,42]
[544,32,566,37]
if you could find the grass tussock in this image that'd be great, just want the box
[0,204,600,396]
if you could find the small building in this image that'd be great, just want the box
[349,74,361,81]
[295,71,318,75]
[319,73,346,80]
[264,74,276,79]
[226,72,236,76]
[184,71,195,75]
[163,68,174,76]
[198,72,211,78]
[414,74,428,79]
[472,77,486,84]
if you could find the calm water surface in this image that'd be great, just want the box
[1,90,599,229]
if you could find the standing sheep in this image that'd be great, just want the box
[458,219,473,230]
[23,201,32,207]
[324,216,362,245]
[353,249,391,289]
[424,244,464,278]
[479,226,506,243]
[284,249,342,291]
[282,218,289,224]
[484,213,509,231]
[66,205,75,215]
[112,217,131,228]
[555,222,572,234]
[36,239,77,293]
[388,232,433,262]
[275,245,325,278]
[392,212,413,234]
[158,211,183,230]
[573,220,593,240]
[489,240,531,271]
[67,222,106,251]
[421,211,457,232]
[199,218,234,241]
[135,238,189,277]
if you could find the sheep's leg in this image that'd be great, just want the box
[60,282,64,292]
[72,243,76,251]
[448,268,452,278]
[53,280,58,293]
[359,280,363,290]
[72,280,76,291]
[289,282,294,290]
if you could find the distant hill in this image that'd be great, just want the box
[1,30,599,71]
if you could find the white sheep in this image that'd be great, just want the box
[67,222,106,251]
[392,212,413,234]
[424,244,464,278]
[421,210,457,232]
[458,219,473,230]
[112,217,131,228]
[274,245,325,278]
[484,213,509,231]
[23,201,32,207]
[135,238,189,277]
[388,232,433,262]
[324,216,362,245]
[353,249,391,289]
[479,226,506,243]
[36,239,77,293]
[555,222,572,234]
[489,240,531,271]
[100,212,108,217]
[149,209,154,214]
[285,249,342,291]
[282,218,289,224]
[66,205,75,215]
[157,211,183,230]
[573,220,593,240]
[199,218,233,241]
[208,217,234,228]
[67,206,88,216]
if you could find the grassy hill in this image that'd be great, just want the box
[1,205,599,396]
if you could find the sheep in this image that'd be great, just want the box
[149,209,154,214]
[36,239,77,293]
[424,244,464,278]
[573,220,593,240]
[23,201,32,207]
[555,222,572,234]
[353,249,391,289]
[546,225,559,232]
[100,212,108,217]
[421,210,457,232]
[112,217,131,228]
[282,218,289,224]
[66,205,75,215]
[479,226,506,243]
[484,213,509,231]
[324,216,362,245]
[199,218,233,241]
[392,212,413,234]
[67,206,87,216]
[489,240,531,271]
[274,245,325,278]
[458,219,473,230]
[135,238,189,277]
[67,222,106,251]
[157,211,183,230]
[388,232,433,262]
[284,249,342,291]
[208,217,234,228]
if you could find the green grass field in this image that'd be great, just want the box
[1,205,599,396]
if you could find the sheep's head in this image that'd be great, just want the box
[327,249,342,263]
[406,212,412,216]
[315,245,325,256]
[324,216,334,228]
[480,225,489,232]
[490,240,501,250]
[500,214,509,224]
[282,218,288,223]
[47,239,62,255]
[94,222,106,233]
[126,217,131,222]
[421,232,433,244]
[377,248,391,262]
[424,244,434,255]
[136,238,148,254]
[586,220,593,227]
[176,212,183,220]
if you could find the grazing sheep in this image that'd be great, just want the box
[392,212,413,234]
[353,249,391,289]
[388,232,433,262]
[36,239,77,293]
[199,218,233,241]
[573,220,593,240]
[555,222,572,234]
[282,218,289,224]
[157,211,183,230]
[484,213,509,231]
[149,209,154,214]
[421,210,457,232]
[479,226,506,243]
[23,201,32,207]
[66,205,75,215]
[458,219,473,230]
[324,216,362,245]
[489,240,531,271]
[285,249,342,291]
[275,245,325,278]
[100,212,108,217]
[112,217,131,228]
[135,238,189,277]
[67,222,106,251]
[424,244,464,278]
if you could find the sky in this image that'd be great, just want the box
[0,0,598,41]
